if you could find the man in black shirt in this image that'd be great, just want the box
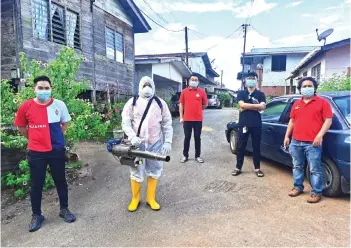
[232,72,266,177]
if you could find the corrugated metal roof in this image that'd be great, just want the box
[135,52,220,77]
[247,46,317,55]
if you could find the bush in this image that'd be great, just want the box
[318,74,350,92]
[1,47,124,198]
[218,92,232,107]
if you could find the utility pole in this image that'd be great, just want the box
[185,26,189,66]
[241,23,250,90]
[220,70,223,88]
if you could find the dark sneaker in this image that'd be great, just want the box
[288,188,303,197]
[195,157,204,163]
[231,169,242,176]
[28,215,45,232]
[59,209,76,223]
[180,157,188,163]
[255,170,264,177]
[307,194,322,203]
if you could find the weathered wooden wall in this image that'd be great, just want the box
[2,0,135,97]
[1,0,21,79]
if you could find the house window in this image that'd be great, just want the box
[271,55,287,72]
[105,27,124,63]
[311,63,321,82]
[303,71,307,77]
[32,0,50,40]
[31,0,81,49]
[66,10,80,48]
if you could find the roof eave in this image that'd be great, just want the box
[121,0,151,33]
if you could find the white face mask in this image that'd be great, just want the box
[189,80,199,87]
[141,86,153,98]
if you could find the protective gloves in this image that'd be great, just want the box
[161,142,172,155]
[131,136,142,146]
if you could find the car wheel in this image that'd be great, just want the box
[306,157,342,197]
[230,130,239,154]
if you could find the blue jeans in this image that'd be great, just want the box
[289,139,323,195]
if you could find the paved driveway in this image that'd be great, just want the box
[1,109,349,247]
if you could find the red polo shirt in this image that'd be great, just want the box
[290,95,333,142]
[179,87,208,121]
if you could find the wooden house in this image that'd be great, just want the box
[1,0,151,101]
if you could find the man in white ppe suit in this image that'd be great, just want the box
[121,76,173,211]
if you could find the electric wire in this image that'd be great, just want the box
[206,25,243,51]
[142,0,169,24]
[138,7,184,32]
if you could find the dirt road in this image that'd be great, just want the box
[1,109,349,247]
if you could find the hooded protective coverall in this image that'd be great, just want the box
[121,76,173,211]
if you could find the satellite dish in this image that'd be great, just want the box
[316,28,334,46]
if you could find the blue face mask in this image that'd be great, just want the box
[36,90,52,101]
[301,87,314,97]
[246,79,257,88]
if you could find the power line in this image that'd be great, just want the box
[246,0,255,26]
[188,28,210,38]
[138,7,184,32]
[142,0,169,25]
[159,0,178,22]
[206,25,243,51]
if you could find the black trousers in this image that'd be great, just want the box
[183,121,202,158]
[236,126,262,170]
[28,149,68,215]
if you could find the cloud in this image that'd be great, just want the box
[273,25,350,46]
[302,13,312,17]
[320,15,340,25]
[233,0,277,18]
[285,1,303,8]
[274,33,316,46]
[135,23,273,90]
[134,0,242,13]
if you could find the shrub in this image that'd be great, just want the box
[318,74,350,92]
[1,47,124,198]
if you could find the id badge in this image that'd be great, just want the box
[243,126,247,133]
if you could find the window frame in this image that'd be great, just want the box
[105,26,125,64]
[271,55,287,72]
[31,0,82,50]
[311,63,321,82]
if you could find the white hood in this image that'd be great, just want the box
[139,76,155,98]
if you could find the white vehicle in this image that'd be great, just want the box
[207,94,221,109]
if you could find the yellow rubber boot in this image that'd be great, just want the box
[146,177,161,210]
[128,179,141,212]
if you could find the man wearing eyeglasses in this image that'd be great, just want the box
[231,72,266,177]
[179,74,208,163]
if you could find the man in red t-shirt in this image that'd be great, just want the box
[179,74,208,163]
[14,75,76,232]
[284,77,333,203]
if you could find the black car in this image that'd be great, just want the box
[170,92,181,116]
[225,91,350,197]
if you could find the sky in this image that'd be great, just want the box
[134,0,351,90]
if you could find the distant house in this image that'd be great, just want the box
[287,38,351,84]
[136,52,219,93]
[239,46,317,96]
[1,0,151,102]
[134,55,191,100]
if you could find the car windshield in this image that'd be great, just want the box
[208,95,215,99]
[334,96,351,125]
